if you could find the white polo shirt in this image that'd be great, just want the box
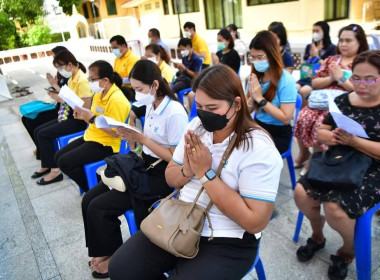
[172,117,283,239]
[143,96,188,158]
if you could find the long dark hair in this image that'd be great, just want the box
[89,60,135,101]
[226,24,239,39]
[192,64,265,150]
[268,22,287,47]
[337,24,369,55]
[313,21,332,48]
[249,31,284,109]
[53,50,86,73]
[129,60,178,102]
[145,44,170,64]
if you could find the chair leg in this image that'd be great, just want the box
[286,154,297,190]
[293,211,304,243]
[255,258,266,280]
[355,212,373,280]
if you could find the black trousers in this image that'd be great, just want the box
[255,119,292,154]
[34,118,87,168]
[21,107,59,145]
[55,137,114,192]
[172,75,192,93]
[81,153,171,257]
[108,231,259,280]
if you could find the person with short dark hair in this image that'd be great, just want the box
[109,35,139,86]
[148,28,170,55]
[268,21,294,73]
[294,50,380,280]
[172,38,202,94]
[183,21,211,69]
[211,28,241,74]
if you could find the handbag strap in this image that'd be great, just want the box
[146,158,163,170]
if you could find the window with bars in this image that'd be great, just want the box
[172,0,200,14]
[204,0,242,30]
[247,0,297,6]
[324,0,349,21]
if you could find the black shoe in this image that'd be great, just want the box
[31,169,51,179]
[92,271,109,279]
[36,173,63,185]
[328,255,348,280]
[297,237,326,262]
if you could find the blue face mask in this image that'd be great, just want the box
[113,48,121,58]
[253,60,270,73]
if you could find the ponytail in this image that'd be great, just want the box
[158,45,170,64]
[78,62,86,73]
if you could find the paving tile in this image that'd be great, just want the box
[30,187,84,243]
[0,199,31,263]
[0,250,41,280]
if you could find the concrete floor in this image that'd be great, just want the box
[0,57,379,280]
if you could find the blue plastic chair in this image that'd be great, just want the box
[55,130,85,151]
[293,202,380,280]
[188,95,197,121]
[177,87,192,106]
[281,94,303,190]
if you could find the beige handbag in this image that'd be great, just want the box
[140,134,237,259]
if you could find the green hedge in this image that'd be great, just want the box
[51,32,71,43]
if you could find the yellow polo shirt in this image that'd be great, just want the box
[113,50,139,83]
[159,61,175,83]
[192,33,211,65]
[67,69,92,98]
[84,83,131,153]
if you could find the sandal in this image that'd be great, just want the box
[328,255,348,280]
[297,237,326,262]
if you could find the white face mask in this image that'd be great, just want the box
[312,32,323,42]
[147,57,158,64]
[184,31,191,38]
[148,38,153,44]
[134,84,155,106]
[181,49,189,57]
[89,80,104,93]
[58,68,72,78]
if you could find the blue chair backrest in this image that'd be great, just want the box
[119,114,131,154]
[189,94,197,121]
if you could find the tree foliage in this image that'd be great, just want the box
[19,18,52,46]
[58,0,82,15]
[0,0,44,25]
[0,11,16,50]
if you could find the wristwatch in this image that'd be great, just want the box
[337,76,347,86]
[89,115,96,124]
[199,169,216,185]
[258,99,268,108]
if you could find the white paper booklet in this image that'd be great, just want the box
[95,115,141,134]
[58,85,84,109]
[328,95,369,138]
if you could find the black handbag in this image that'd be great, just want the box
[306,145,372,191]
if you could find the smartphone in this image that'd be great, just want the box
[45,87,58,93]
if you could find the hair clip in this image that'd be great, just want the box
[352,25,358,31]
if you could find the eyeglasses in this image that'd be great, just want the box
[349,76,380,86]
[248,54,267,63]
[88,77,103,83]
[56,65,67,71]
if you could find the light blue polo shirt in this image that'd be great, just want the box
[255,70,297,126]
[143,95,188,158]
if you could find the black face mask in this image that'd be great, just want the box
[197,103,235,132]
